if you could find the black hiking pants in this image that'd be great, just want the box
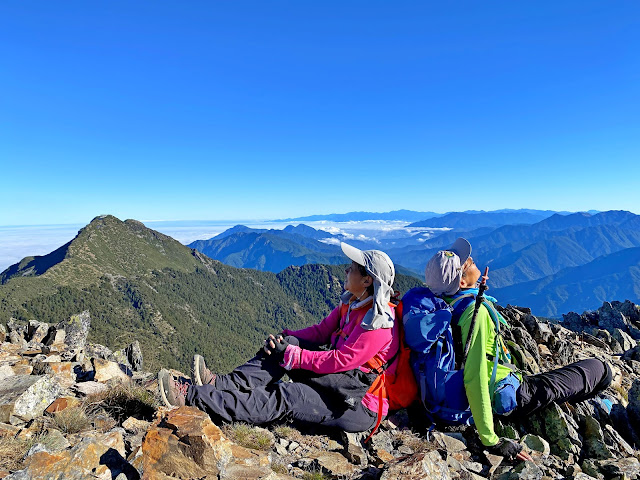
[513,358,613,416]
[185,336,378,432]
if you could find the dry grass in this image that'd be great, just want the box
[87,382,158,422]
[612,383,629,402]
[393,429,437,454]
[271,459,289,475]
[0,433,57,471]
[272,424,325,450]
[302,468,331,480]
[273,425,298,440]
[222,423,274,451]
[47,405,93,434]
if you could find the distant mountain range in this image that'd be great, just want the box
[3,208,638,332]
[278,208,577,223]
[407,211,555,229]
[279,210,441,222]
[187,210,640,317]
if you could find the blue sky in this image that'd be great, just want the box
[1,1,639,226]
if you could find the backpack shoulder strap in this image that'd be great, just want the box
[450,295,474,365]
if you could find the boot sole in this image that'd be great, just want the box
[157,369,176,408]
[192,354,204,386]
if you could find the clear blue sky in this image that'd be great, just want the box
[1,1,639,226]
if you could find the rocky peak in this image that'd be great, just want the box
[1,304,640,479]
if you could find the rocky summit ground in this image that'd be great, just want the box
[1,301,640,479]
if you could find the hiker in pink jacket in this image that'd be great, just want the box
[158,242,400,433]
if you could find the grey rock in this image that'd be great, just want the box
[597,302,629,332]
[44,428,72,452]
[7,318,26,338]
[581,332,609,349]
[582,416,612,460]
[85,343,115,361]
[278,438,290,448]
[510,460,543,480]
[553,339,575,365]
[0,364,15,381]
[461,460,484,474]
[370,430,393,453]
[8,330,27,348]
[614,328,636,351]
[511,326,541,365]
[0,323,6,342]
[580,459,604,480]
[495,419,520,440]
[381,450,451,480]
[599,457,640,479]
[27,320,50,343]
[611,300,640,323]
[274,442,288,456]
[57,311,91,358]
[521,434,550,456]
[342,431,367,466]
[43,327,66,346]
[603,424,635,456]
[114,340,143,372]
[0,374,63,422]
[25,442,51,458]
[535,322,553,344]
[305,451,357,477]
[626,379,640,434]
[433,431,466,452]
[73,381,109,396]
[610,403,640,448]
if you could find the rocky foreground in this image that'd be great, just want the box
[1,302,640,479]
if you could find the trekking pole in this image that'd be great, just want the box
[460,267,489,370]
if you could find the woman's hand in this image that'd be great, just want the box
[264,334,290,358]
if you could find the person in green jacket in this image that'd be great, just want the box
[424,238,612,461]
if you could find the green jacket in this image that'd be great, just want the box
[445,294,517,447]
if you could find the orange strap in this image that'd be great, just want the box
[365,372,385,443]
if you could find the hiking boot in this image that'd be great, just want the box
[191,354,216,386]
[158,369,189,408]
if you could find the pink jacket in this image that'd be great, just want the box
[282,296,399,416]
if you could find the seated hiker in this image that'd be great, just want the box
[422,237,613,461]
[158,242,401,433]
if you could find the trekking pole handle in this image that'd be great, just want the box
[460,267,490,370]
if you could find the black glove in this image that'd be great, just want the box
[487,438,523,461]
[264,334,289,359]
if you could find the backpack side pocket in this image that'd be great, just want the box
[492,372,520,416]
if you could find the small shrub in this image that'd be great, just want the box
[222,423,273,451]
[271,460,289,475]
[302,469,330,480]
[48,405,92,434]
[612,383,629,402]
[394,429,435,454]
[273,425,296,439]
[87,383,158,422]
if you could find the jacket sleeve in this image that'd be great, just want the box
[459,304,500,447]
[296,324,393,374]
[282,306,341,345]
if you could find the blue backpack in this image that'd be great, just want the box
[402,287,515,426]
[401,287,474,425]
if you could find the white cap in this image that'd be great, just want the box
[341,242,395,330]
[424,238,472,296]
